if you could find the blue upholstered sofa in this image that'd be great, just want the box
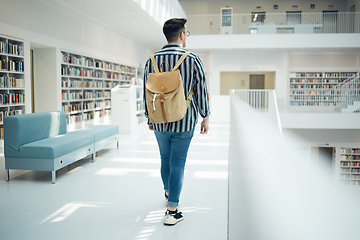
[4,111,119,183]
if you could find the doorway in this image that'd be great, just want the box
[220,71,275,95]
[350,5,355,33]
[311,147,335,175]
[322,11,338,33]
[250,74,265,89]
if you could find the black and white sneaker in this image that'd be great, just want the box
[164,209,184,226]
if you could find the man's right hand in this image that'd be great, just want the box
[148,124,154,131]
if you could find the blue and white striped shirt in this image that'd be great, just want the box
[143,44,210,132]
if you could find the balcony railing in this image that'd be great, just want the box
[187,12,360,35]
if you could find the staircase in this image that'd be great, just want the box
[336,73,360,113]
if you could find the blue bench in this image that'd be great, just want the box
[4,111,119,183]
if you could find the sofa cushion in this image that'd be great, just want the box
[18,132,93,159]
[4,111,67,158]
[72,125,119,142]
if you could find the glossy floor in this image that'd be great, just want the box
[0,122,229,240]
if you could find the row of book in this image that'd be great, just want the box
[62,55,134,73]
[63,103,82,112]
[83,101,108,110]
[290,84,340,89]
[136,103,144,112]
[94,71,120,80]
[340,175,360,180]
[290,95,341,101]
[290,90,341,96]
[62,55,82,66]
[63,101,110,112]
[0,76,24,88]
[0,41,23,56]
[0,109,23,123]
[62,80,120,89]
[290,79,352,84]
[67,109,110,124]
[341,161,360,167]
[62,56,137,74]
[0,93,25,105]
[62,67,127,80]
[290,73,357,78]
[1,58,24,72]
[289,101,338,106]
[61,67,92,77]
[62,91,111,100]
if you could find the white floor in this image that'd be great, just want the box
[0,122,229,240]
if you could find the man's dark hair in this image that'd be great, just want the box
[163,18,187,43]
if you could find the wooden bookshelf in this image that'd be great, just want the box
[60,51,136,125]
[339,148,360,186]
[0,35,25,139]
[289,71,358,109]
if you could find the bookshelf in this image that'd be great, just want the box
[35,48,138,128]
[289,71,358,109]
[135,85,145,123]
[339,148,360,186]
[0,35,26,139]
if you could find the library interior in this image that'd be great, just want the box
[0,0,360,239]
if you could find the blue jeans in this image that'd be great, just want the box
[154,128,195,207]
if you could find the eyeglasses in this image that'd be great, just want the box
[183,31,190,37]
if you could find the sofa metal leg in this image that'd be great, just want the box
[6,169,9,181]
[52,171,56,184]
[117,140,119,149]
[92,153,95,163]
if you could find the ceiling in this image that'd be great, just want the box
[38,0,166,49]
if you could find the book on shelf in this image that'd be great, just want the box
[0,41,23,56]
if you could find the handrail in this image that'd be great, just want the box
[228,88,360,240]
[187,12,360,35]
[336,73,360,111]
[230,89,282,134]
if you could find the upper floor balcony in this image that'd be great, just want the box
[186,12,360,50]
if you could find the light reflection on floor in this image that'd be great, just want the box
[0,122,229,240]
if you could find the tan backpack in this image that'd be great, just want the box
[146,51,193,123]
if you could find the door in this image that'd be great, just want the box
[350,5,355,33]
[322,11,338,33]
[249,74,265,108]
[250,74,265,89]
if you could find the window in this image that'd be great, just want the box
[251,12,266,23]
[221,8,232,27]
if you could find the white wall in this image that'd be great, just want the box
[0,0,153,67]
[207,49,288,100]
[134,0,186,25]
[0,0,158,114]
[198,48,360,104]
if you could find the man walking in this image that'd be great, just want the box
[143,18,210,226]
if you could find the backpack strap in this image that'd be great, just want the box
[150,54,160,73]
[172,51,191,71]
[187,89,194,105]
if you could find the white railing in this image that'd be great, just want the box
[187,12,360,35]
[230,90,282,133]
[337,74,360,111]
[228,89,360,240]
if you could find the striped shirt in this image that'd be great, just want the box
[143,44,210,132]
